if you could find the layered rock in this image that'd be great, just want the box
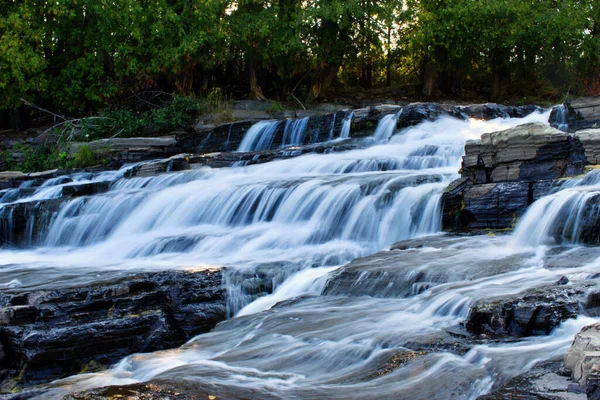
[550,96,600,132]
[443,123,587,231]
[0,269,226,392]
[565,323,600,389]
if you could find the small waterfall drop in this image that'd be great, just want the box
[340,111,354,139]
[282,117,310,146]
[373,109,402,142]
[237,120,281,152]
[554,103,569,131]
[512,169,600,246]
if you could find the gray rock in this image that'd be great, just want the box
[231,109,271,120]
[478,358,585,400]
[574,129,600,165]
[565,323,600,384]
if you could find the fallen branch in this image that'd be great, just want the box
[20,98,68,123]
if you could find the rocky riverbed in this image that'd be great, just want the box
[2,99,600,399]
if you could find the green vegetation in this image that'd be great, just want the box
[72,144,97,168]
[1,0,599,127]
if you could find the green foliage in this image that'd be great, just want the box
[203,88,233,124]
[68,96,203,141]
[1,0,599,112]
[72,144,97,168]
[10,143,71,173]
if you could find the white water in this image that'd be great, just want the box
[282,117,310,146]
[512,169,600,247]
[340,111,354,139]
[4,109,592,399]
[373,109,402,142]
[237,120,281,152]
[554,103,569,131]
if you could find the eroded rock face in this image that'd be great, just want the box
[0,269,226,392]
[443,123,587,232]
[466,282,595,337]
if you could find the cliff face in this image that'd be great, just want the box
[442,123,600,233]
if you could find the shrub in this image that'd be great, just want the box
[72,144,97,168]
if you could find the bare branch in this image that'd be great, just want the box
[20,99,68,122]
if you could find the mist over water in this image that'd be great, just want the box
[4,109,595,399]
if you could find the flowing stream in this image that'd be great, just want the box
[2,109,596,399]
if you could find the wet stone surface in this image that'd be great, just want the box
[0,269,226,392]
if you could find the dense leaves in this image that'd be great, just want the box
[0,0,598,120]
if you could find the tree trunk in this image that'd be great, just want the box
[422,62,438,97]
[248,59,267,101]
[491,67,510,102]
[309,64,339,101]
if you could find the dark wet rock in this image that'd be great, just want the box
[459,103,543,120]
[0,199,63,247]
[396,102,465,128]
[62,382,205,399]
[550,96,600,132]
[443,178,558,231]
[466,283,596,337]
[557,276,570,285]
[477,358,583,400]
[0,269,226,392]
[442,123,587,232]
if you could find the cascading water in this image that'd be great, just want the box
[237,120,281,152]
[4,109,594,399]
[282,117,310,146]
[512,169,600,247]
[373,109,402,142]
[554,103,569,131]
[339,111,354,139]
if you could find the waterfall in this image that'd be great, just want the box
[328,112,337,140]
[3,109,581,400]
[512,169,600,246]
[282,117,310,146]
[339,111,354,139]
[237,120,281,152]
[554,103,569,131]
[373,109,402,142]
